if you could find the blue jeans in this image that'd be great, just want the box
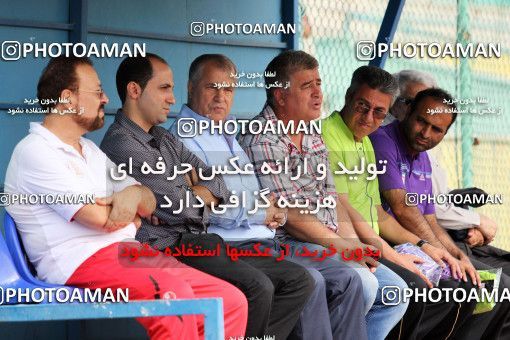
[282,240,409,340]
[345,261,408,340]
[254,237,368,340]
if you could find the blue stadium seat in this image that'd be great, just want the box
[3,212,82,298]
[0,212,224,339]
[0,227,43,305]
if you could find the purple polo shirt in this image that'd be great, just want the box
[369,120,435,216]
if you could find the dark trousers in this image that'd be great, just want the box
[174,233,314,339]
[452,242,510,340]
[458,242,510,276]
[435,279,478,340]
[383,259,477,340]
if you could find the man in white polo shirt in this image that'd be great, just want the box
[4,56,247,340]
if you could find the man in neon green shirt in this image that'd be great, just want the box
[322,65,477,340]
[323,110,382,234]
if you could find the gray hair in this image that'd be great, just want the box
[264,50,319,108]
[345,65,399,106]
[188,54,237,101]
[394,69,437,97]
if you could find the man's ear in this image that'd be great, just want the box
[274,88,286,107]
[59,88,74,105]
[127,81,142,99]
[48,89,76,115]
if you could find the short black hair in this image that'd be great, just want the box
[116,53,168,104]
[409,87,458,129]
[37,56,93,112]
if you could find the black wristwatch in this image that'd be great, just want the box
[416,239,429,248]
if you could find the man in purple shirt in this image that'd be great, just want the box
[374,117,436,217]
[370,87,510,339]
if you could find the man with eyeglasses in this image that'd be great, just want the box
[382,70,437,126]
[322,65,479,339]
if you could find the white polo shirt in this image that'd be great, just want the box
[4,122,138,284]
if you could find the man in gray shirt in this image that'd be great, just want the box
[100,53,313,339]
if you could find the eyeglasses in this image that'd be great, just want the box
[77,88,106,99]
[396,97,412,105]
[354,101,387,120]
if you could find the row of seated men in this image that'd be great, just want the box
[4,50,510,340]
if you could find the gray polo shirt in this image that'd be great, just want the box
[100,111,232,249]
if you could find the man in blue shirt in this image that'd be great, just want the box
[171,54,368,340]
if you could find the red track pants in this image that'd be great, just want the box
[66,242,248,339]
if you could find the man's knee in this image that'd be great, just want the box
[223,282,249,315]
[379,264,408,291]
[305,267,326,292]
[492,273,510,314]
[296,268,325,306]
[326,265,364,297]
[498,272,510,290]
[157,276,195,300]
[282,264,315,299]
[354,268,378,313]
[242,273,275,304]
